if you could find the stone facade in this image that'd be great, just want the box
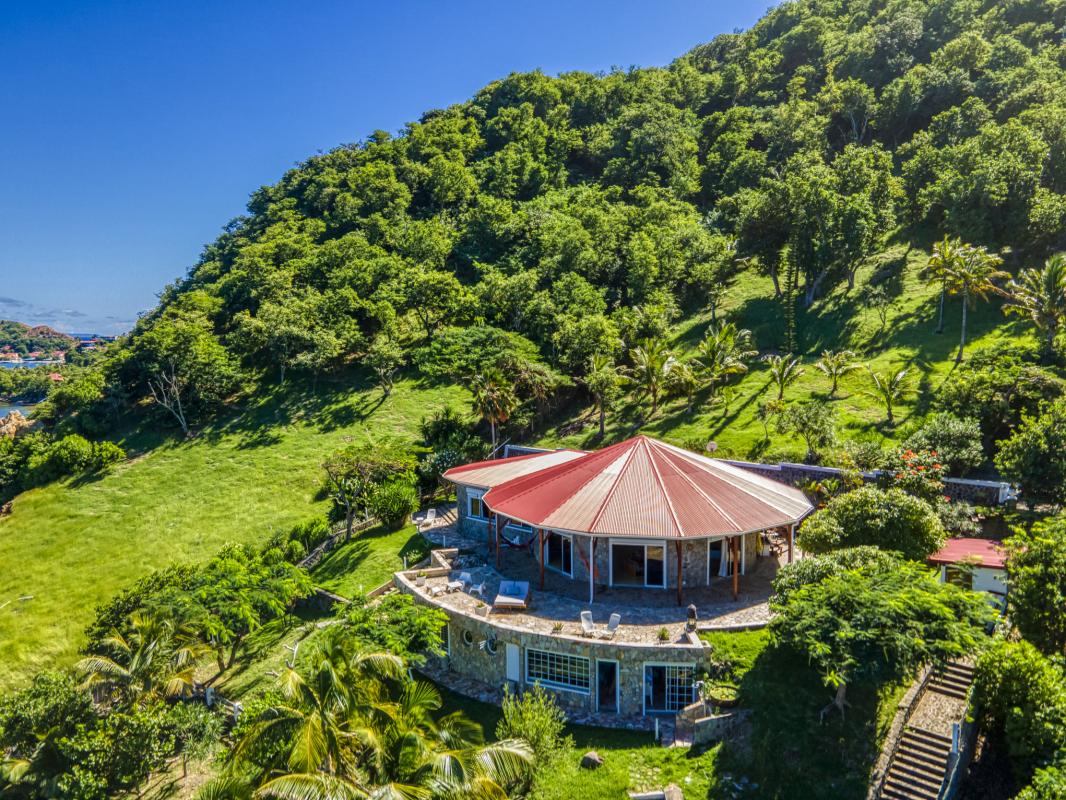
[398,574,708,718]
[454,482,760,592]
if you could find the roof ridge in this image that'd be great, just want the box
[587,439,641,533]
[644,438,684,538]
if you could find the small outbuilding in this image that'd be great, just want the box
[928,537,1008,607]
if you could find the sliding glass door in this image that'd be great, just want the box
[610,540,666,588]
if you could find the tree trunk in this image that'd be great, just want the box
[957,296,968,364]
[344,506,355,541]
[226,635,243,669]
[598,403,605,438]
[886,397,894,424]
[820,683,850,722]
[490,420,497,451]
[936,286,946,334]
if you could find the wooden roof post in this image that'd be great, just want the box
[788,524,795,564]
[495,514,501,569]
[539,528,545,590]
[732,537,739,601]
[676,540,683,606]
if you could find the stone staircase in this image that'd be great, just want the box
[875,660,975,800]
[880,726,953,800]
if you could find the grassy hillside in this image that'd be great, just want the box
[0,377,466,690]
[544,243,1035,459]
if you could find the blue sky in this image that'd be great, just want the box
[0,1,769,333]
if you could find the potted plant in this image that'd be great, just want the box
[704,683,739,709]
[475,601,489,618]
[415,570,427,587]
[551,622,563,634]
[657,626,671,644]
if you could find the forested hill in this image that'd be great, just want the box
[0,321,74,356]
[52,0,1066,440]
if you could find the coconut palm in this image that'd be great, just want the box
[865,366,911,424]
[665,360,698,411]
[922,236,969,334]
[763,354,805,400]
[815,350,859,398]
[207,637,531,800]
[1004,253,1066,359]
[629,337,678,418]
[469,371,517,451]
[76,612,206,704]
[583,353,624,438]
[692,322,757,398]
[943,245,1009,363]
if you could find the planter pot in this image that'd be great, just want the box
[416,576,426,587]
[705,686,739,709]
[476,606,490,618]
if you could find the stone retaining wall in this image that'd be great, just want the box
[395,570,710,718]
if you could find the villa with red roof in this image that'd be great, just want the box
[393,435,814,721]
[928,537,1008,607]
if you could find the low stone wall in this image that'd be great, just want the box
[693,709,751,746]
[395,570,709,719]
[721,460,1015,506]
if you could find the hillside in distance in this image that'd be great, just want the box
[0,320,75,356]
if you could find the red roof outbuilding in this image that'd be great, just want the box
[928,538,1007,570]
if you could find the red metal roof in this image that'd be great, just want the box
[442,449,587,488]
[482,435,813,539]
[928,538,1007,570]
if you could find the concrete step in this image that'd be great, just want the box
[905,726,952,749]
[889,756,946,789]
[883,776,941,800]
[895,747,947,773]
[897,739,950,765]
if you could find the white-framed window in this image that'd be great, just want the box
[545,532,573,577]
[643,663,695,714]
[526,648,590,693]
[467,489,487,520]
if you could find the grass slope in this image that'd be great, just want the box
[0,377,467,691]
[544,245,1034,461]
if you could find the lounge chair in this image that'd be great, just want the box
[458,571,472,588]
[580,610,596,637]
[493,580,530,611]
[419,507,437,531]
[600,612,621,639]
[468,581,486,599]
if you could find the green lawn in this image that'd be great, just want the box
[542,243,1034,463]
[311,522,431,597]
[0,376,467,691]
[431,681,719,800]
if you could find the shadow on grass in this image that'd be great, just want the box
[311,526,430,592]
[710,643,893,800]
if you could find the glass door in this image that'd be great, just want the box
[645,545,665,588]
[644,665,695,713]
[597,660,618,713]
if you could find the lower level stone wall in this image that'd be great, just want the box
[403,582,707,718]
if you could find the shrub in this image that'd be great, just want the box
[1005,516,1066,656]
[797,486,945,561]
[771,546,901,604]
[1017,762,1066,800]
[880,448,946,504]
[0,671,94,754]
[904,413,984,476]
[496,684,571,767]
[88,440,125,472]
[341,593,448,663]
[973,639,1066,781]
[368,479,418,529]
[995,400,1066,505]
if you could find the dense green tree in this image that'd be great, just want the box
[1005,517,1066,656]
[629,337,677,418]
[942,244,1009,362]
[904,412,984,476]
[798,486,945,561]
[995,399,1066,506]
[583,353,624,438]
[692,322,757,399]
[771,558,990,718]
[777,401,836,463]
[470,370,518,451]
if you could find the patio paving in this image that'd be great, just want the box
[404,543,783,646]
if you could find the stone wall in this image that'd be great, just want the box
[397,574,708,718]
[721,459,1014,506]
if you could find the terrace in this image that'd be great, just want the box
[397,540,784,646]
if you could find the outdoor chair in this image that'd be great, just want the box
[600,612,621,639]
[419,507,437,531]
[468,580,486,599]
[427,585,446,598]
[580,610,596,637]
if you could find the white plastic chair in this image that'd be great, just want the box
[468,581,486,599]
[580,610,596,637]
[600,612,621,639]
[420,507,437,531]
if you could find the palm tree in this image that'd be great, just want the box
[208,637,531,800]
[815,350,858,398]
[583,353,624,438]
[763,354,805,400]
[1004,253,1066,359]
[469,371,517,451]
[922,236,967,334]
[865,366,911,424]
[76,612,205,704]
[943,245,1009,363]
[665,360,698,411]
[629,337,677,419]
[692,322,757,398]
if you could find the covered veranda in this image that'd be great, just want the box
[474,436,813,606]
